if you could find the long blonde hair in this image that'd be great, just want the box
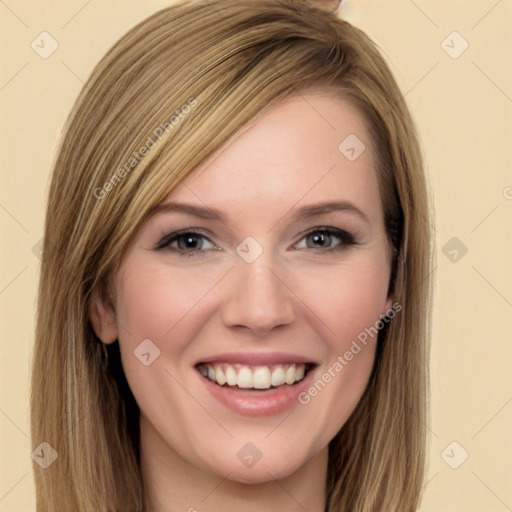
[30,1,433,510]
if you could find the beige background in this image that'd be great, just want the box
[1,1,511,510]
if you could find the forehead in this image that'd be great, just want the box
[165,90,380,219]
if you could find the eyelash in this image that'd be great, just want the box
[155,227,356,258]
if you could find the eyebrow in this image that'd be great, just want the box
[151,200,370,224]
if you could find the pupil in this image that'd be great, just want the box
[310,231,330,248]
[180,235,200,250]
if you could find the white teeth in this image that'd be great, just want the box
[285,364,296,385]
[271,365,286,386]
[237,367,254,388]
[199,362,308,389]
[215,366,226,386]
[225,365,238,386]
[253,366,272,389]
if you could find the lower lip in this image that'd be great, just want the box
[197,367,316,418]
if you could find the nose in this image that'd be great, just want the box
[220,251,296,336]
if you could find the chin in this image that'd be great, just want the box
[202,440,318,485]
[217,461,300,485]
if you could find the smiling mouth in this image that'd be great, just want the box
[196,362,315,390]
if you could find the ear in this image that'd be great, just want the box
[89,285,118,345]
[382,260,395,316]
[382,293,394,317]
[382,241,401,316]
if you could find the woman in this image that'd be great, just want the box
[30,0,433,510]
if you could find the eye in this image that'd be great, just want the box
[294,227,355,252]
[155,227,356,257]
[155,230,219,257]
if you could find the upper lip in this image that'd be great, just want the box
[195,352,318,367]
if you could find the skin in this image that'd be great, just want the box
[90,89,394,512]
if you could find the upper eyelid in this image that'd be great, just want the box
[156,226,354,251]
[155,228,215,250]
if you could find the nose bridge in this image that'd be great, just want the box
[220,242,295,333]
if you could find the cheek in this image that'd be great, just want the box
[294,254,389,438]
[115,258,224,349]
[303,251,390,344]
[113,259,225,426]
[112,256,233,409]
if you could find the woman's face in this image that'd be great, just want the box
[92,89,393,484]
